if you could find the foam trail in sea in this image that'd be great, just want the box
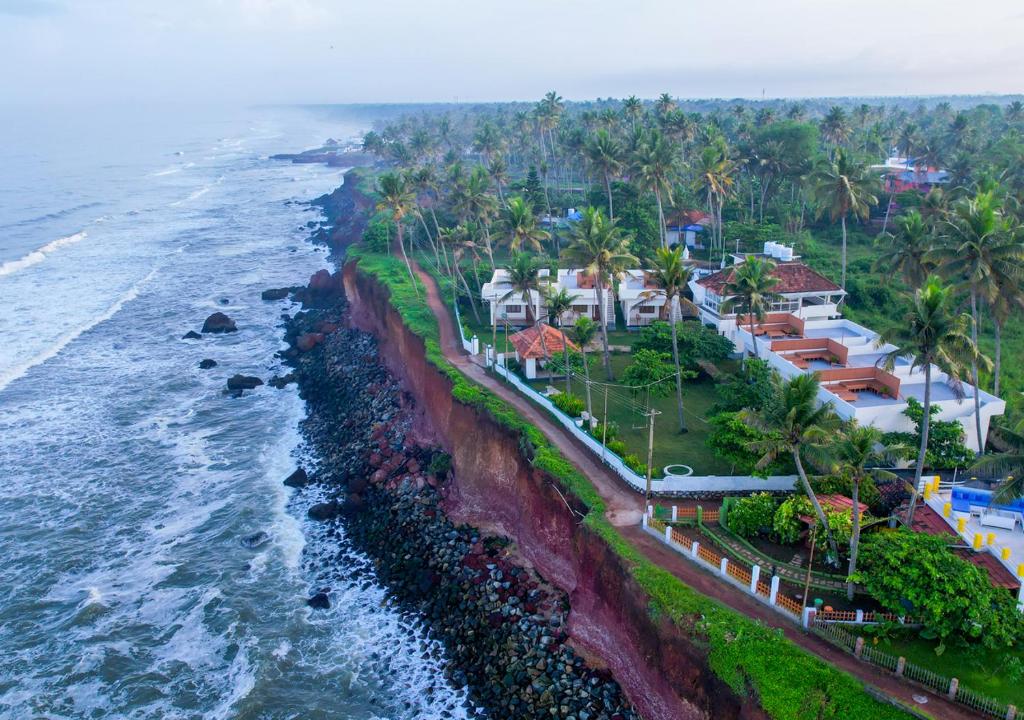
[0,231,87,277]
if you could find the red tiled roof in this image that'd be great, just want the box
[510,324,579,360]
[912,506,1020,591]
[697,261,841,295]
[798,494,867,524]
[667,209,711,226]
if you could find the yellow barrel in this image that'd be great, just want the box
[1018,563,1024,578]
[957,517,967,533]
[974,533,983,549]
[1002,547,1011,561]
[923,485,932,500]
[943,502,951,517]
[988,533,997,546]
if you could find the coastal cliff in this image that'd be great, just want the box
[341,260,767,720]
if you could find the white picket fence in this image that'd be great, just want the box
[452,301,480,355]
[488,354,797,494]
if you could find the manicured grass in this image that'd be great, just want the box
[864,630,1024,708]
[528,352,737,476]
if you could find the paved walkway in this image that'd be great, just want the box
[705,524,848,591]
[410,260,979,720]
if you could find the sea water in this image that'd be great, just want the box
[0,105,468,719]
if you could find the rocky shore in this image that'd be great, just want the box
[279,284,639,720]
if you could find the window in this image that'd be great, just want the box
[505,305,523,314]
[638,305,657,314]
[571,304,589,314]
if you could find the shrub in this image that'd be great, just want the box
[705,411,792,476]
[588,419,619,442]
[606,439,629,456]
[726,492,778,538]
[427,452,451,478]
[551,392,585,417]
[362,216,393,253]
[853,530,1024,648]
[622,452,649,476]
[773,495,811,544]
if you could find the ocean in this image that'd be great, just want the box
[0,105,468,719]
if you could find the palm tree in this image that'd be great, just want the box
[811,150,879,291]
[495,252,546,364]
[655,93,676,119]
[502,196,550,253]
[622,95,643,133]
[643,247,696,432]
[376,172,420,298]
[562,207,637,380]
[586,129,625,220]
[744,372,842,562]
[828,424,899,600]
[451,166,499,268]
[821,106,850,156]
[929,191,1022,453]
[873,210,933,288]
[632,130,679,247]
[973,427,1024,502]
[438,224,481,323]
[878,277,982,522]
[693,140,736,255]
[543,287,578,394]
[721,257,781,360]
[988,266,1024,398]
[488,155,510,206]
[571,316,598,420]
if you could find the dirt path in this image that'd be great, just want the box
[412,262,979,720]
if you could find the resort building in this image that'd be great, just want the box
[872,156,950,194]
[553,269,616,327]
[691,244,1005,451]
[665,209,710,251]
[689,243,846,343]
[480,268,553,327]
[618,270,696,327]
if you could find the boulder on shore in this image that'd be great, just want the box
[296,333,325,352]
[307,501,338,521]
[202,312,237,334]
[269,372,296,389]
[283,468,308,488]
[261,287,292,301]
[226,374,263,391]
[182,330,203,340]
[306,592,330,610]
[199,359,217,369]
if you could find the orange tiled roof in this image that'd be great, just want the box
[698,261,841,295]
[510,323,579,360]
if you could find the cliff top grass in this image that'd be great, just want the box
[345,243,918,720]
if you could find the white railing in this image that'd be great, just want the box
[490,357,797,494]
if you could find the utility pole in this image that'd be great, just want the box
[802,523,818,610]
[644,409,661,503]
[601,384,609,461]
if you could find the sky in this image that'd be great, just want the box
[1,0,1022,106]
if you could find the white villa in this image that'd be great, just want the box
[690,243,1006,451]
[618,270,694,327]
[554,269,616,327]
[480,268,553,327]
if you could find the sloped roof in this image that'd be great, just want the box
[697,261,842,295]
[510,323,579,360]
[911,505,1020,591]
[798,494,868,525]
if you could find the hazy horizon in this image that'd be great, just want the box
[1,0,1022,107]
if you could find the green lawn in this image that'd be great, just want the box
[528,352,737,475]
[863,629,1024,708]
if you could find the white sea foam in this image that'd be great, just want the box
[152,161,195,177]
[0,266,158,393]
[0,231,87,277]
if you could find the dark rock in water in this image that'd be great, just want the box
[341,493,364,514]
[226,374,263,391]
[283,468,308,488]
[199,358,217,369]
[182,330,203,340]
[261,287,292,301]
[268,372,296,389]
[240,531,270,549]
[219,297,230,305]
[307,501,338,521]
[296,332,325,352]
[307,592,330,610]
[202,312,237,334]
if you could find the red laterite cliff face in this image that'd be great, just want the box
[342,261,769,720]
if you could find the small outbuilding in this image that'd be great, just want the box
[508,323,579,380]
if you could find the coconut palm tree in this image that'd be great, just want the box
[571,316,598,420]
[721,257,781,361]
[828,424,900,600]
[488,155,510,206]
[744,372,842,563]
[988,265,1024,397]
[821,106,850,156]
[693,140,737,255]
[376,172,420,298]
[502,196,550,253]
[878,277,983,522]
[643,247,697,432]
[562,207,637,380]
[929,190,1023,453]
[874,210,934,288]
[622,95,643,134]
[495,252,546,364]
[437,224,481,323]
[810,150,879,291]
[585,129,625,220]
[973,427,1024,502]
[451,166,499,268]
[543,287,578,394]
[632,130,679,247]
